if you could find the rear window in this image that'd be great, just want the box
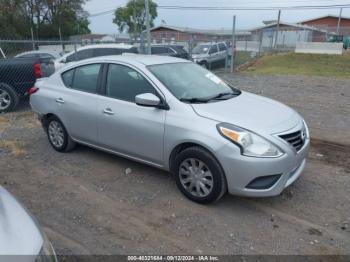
[151,46,169,54]
[93,47,138,57]
[66,49,93,62]
[171,46,187,54]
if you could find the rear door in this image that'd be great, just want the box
[97,63,166,165]
[57,63,102,143]
[218,43,228,60]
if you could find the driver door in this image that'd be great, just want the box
[97,63,166,165]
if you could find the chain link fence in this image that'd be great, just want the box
[1,23,350,112]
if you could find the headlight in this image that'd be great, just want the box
[35,232,57,262]
[217,123,284,158]
[302,119,309,139]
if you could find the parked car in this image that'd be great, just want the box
[30,55,310,204]
[0,186,57,261]
[191,42,228,69]
[15,50,61,60]
[0,57,55,112]
[151,45,189,59]
[54,43,138,70]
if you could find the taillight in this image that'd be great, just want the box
[34,63,42,78]
[28,86,39,95]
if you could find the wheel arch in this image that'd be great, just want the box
[41,113,62,129]
[168,141,220,173]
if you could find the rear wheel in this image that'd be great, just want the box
[0,84,19,113]
[46,116,76,152]
[173,146,227,204]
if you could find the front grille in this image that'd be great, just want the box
[279,130,305,152]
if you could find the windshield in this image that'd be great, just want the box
[148,62,240,103]
[192,45,210,54]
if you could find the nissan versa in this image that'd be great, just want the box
[0,186,57,261]
[30,55,310,204]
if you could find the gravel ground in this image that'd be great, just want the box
[0,74,349,256]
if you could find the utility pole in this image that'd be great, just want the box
[59,26,64,53]
[274,9,281,48]
[145,0,151,54]
[337,7,343,35]
[133,0,136,41]
[30,27,35,50]
[230,15,236,73]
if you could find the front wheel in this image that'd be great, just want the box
[46,116,76,152]
[173,147,227,204]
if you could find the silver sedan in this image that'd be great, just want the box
[30,55,310,204]
[0,186,57,261]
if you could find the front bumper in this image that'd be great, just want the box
[216,132,310,197]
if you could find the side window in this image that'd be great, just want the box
[70,64,101,93]
[218,43,227,51]
[106,64,156,102]
[61,69,75,87]
[209,45,218,54]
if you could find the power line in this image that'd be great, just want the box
[88,3,350,17]
[156,4,350,11]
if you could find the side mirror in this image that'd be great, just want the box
[135,93,161,107]
[60,58,66,63]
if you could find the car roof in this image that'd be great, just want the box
[76,43,135,51]
[151,44,183,47]
[16,50,60,56]
[198,42,225,46]
[74,54,190,67]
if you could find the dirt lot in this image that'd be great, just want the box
[0,74,349,255]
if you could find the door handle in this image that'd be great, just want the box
[103,108,114,115]
[55,98,65,104]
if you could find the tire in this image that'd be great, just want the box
[173,146,227,204]
[46,116,76,152]
[199,61,209,69]
[0,83,19,113]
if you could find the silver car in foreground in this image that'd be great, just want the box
[0,186,57,261]
[30,55,310,204]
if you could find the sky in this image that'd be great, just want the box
[84,0,350,34]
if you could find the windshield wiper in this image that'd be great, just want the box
[180,91,241,104]
[206,91,239,101]
[179,97,211,103]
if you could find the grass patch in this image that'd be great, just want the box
[246,52,350,77]
[0,139,26,157]
[0,116,10,132]
[234,51,255,66]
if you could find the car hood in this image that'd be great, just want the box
[0,187,43,256]
[191,91,301,134]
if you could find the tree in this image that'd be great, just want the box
[113,0,157,40]
[0,0,91,39]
